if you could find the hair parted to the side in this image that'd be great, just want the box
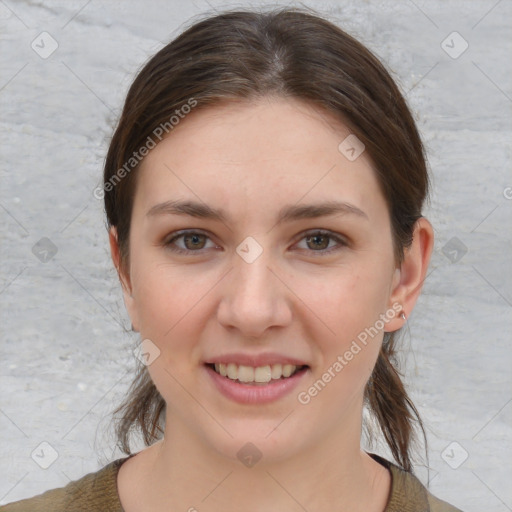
[104,7,429,472]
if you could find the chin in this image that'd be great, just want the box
[194,416,312,468]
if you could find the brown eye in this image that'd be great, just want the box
[296,230,348,255]
[305,233,330,250]
[182,233,207,250]
[164,229,347,256]
[164,231,214,254]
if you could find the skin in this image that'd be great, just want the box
[110,96,434,512]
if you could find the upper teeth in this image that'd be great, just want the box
[214,363,300,383]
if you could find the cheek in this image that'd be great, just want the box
[297,260,390,391]
[132,264,208,406]
[293,259,391,343]
[130,250,207,334]
[129,257,222,380]
[298,272,385,412]
[298,342,380,420]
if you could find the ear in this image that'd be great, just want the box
[109,226,140,332]
[384,217,435,332]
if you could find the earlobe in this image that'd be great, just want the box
[385,217,435,331]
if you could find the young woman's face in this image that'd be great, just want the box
[119,97,404,462]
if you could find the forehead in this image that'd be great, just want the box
[133,97,387,226]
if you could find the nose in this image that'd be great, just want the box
[216,249,292,339]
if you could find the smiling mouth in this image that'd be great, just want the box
[205,363,309,385]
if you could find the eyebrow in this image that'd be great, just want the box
[146,199,369,224]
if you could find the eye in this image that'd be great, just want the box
[164,230,217,254]
[164,229,347,255]
[294,230,348,255]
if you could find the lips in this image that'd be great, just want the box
[203,352,310,402]
[204,362,309,403]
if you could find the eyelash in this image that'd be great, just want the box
[163,229,348,256]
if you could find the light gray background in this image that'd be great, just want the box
[1,1,511,510]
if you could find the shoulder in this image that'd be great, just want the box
[0,456,132,512]
[426,492,464,512]
[369,454,464,512]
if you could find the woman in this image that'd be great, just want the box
[1,7,462,512]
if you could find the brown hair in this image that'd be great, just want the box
[104,7,429,472]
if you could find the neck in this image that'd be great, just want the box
[135,404,390,512]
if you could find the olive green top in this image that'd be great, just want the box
[1,453,462,511]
